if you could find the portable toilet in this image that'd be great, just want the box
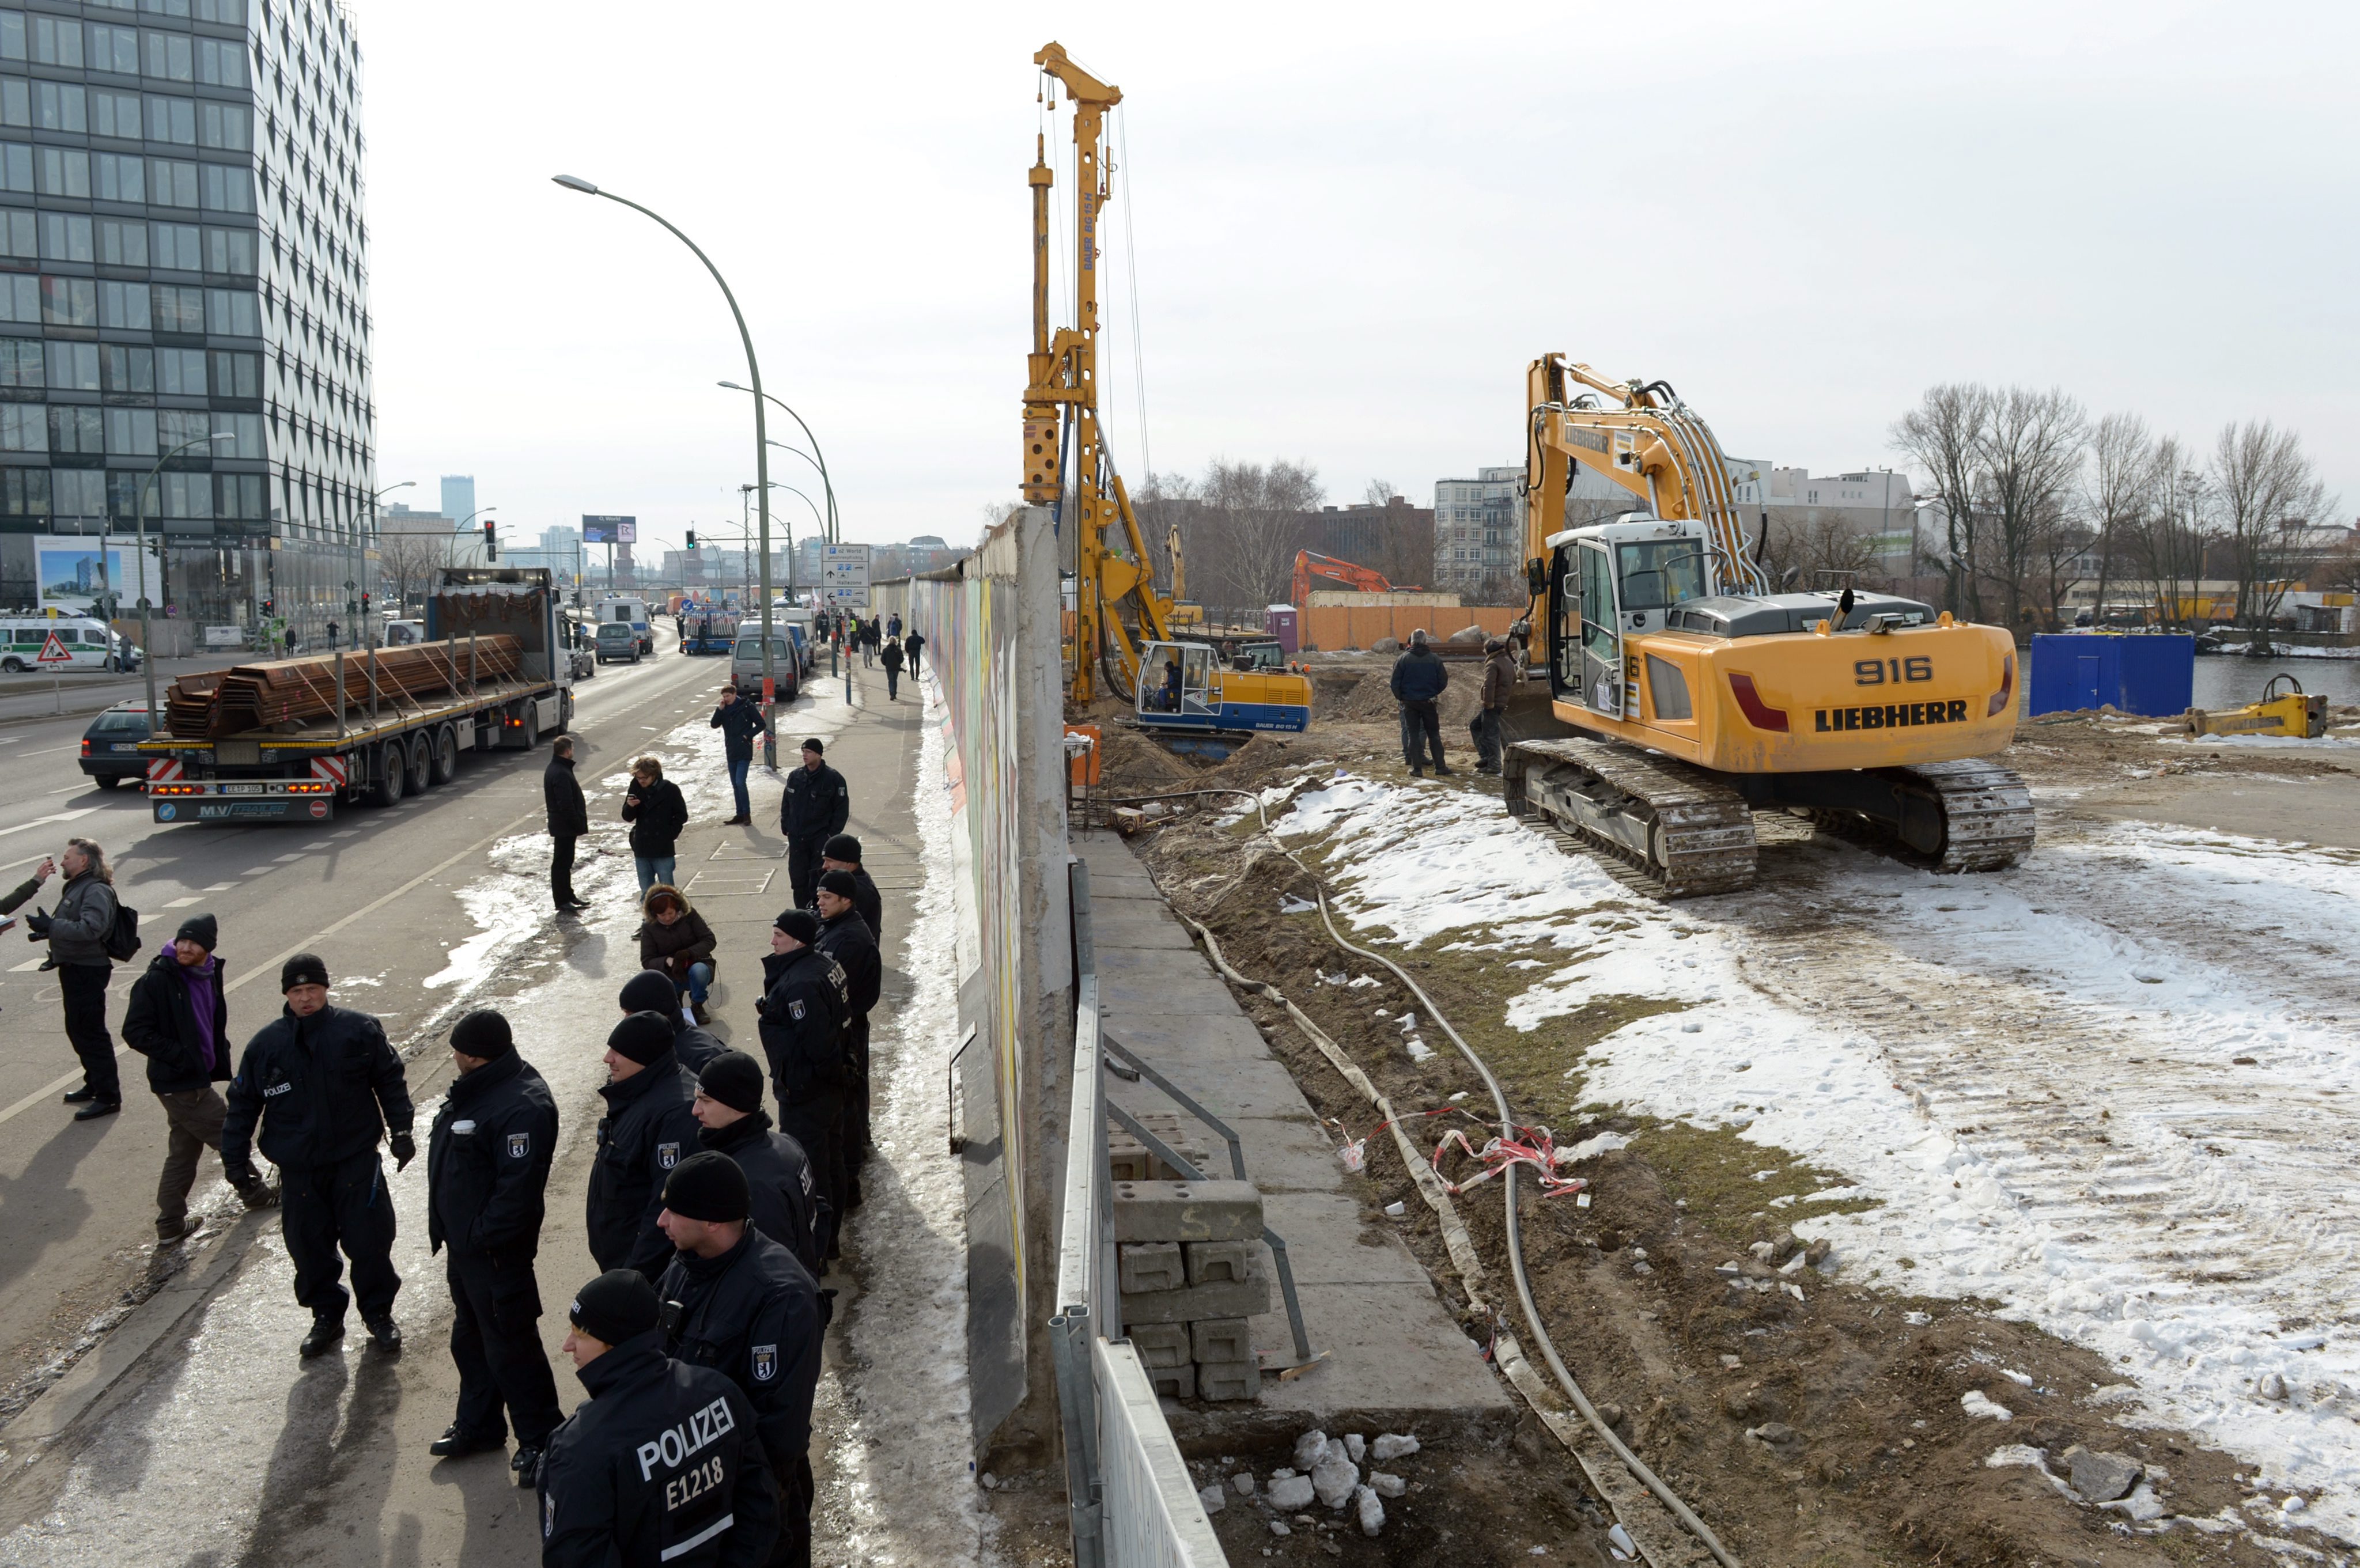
[1265,605,1300,655]
[2028,633,2193,717]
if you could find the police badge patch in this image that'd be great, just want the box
[788,999,805,1021]
[657,1142,680,1170]
[752,1344,777,1382]
[508,1131,530,1158]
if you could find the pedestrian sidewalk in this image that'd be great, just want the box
[1078,830,1517,1446]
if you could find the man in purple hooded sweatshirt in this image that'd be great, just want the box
[122,914,276,1243]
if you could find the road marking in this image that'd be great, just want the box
[165,895,202,907]
[0,808,101,842]
[241,867,273,876]
[271,853,306,863]
[46,785,84,795]
[331,830,358,839]
[0,800,546,1130]
[22,745,79,757]
[9,957,46,972]
[203,882,236,891]
[302,840,332,849]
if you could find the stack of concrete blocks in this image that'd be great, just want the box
[1107,1112,1209,1183]
[1113,1176,1267,1404]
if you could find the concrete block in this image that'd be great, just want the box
[1128,1321,1192,1371]
[1118,1275,1272,1325]
[1118,1241,1186,1294]
[1107,1112,1209,1182]
[1190,1317,1254,1366]
[1111,1180,1262,1244]
[1147,1361,1195,1400]
[1197,1359,1260,1402]
[1185,1239,1257,1286]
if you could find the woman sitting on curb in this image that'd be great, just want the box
[636,885,717,1025]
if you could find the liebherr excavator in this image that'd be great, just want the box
[1503,357,2035,896]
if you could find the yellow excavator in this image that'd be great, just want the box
[1504,356,2034,895]
[1022,43,1308,735]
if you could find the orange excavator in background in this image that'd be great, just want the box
[1291,551,1415,605]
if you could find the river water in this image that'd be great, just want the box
[2022,639,2360,711]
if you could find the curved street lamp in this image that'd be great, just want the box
[134,431,235,725]
[723,380,837,544]
[556,176,779,759]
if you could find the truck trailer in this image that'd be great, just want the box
[142,568,574,825]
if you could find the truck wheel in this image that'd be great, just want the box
[430,724,458,786]
[407,733,432,793]
[557,693,574,734]
[516,700,539,749]
[366,741,406,807]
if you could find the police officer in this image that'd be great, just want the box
[221,953,417,1358]
[777,738,848,912]
[693,1052,824,1275]
[427,1009,563,1487]
[817,835,882,948]
[620,970,724,1074]
[755,912,849,1244]
[813,870,880,1205]
[587,1012,703,1281]
[539,1268,778,1568]
[656,1154,824,1568]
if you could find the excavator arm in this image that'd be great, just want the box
[1291,550,1399,604]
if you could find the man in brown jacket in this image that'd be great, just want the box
[1474,637,1516,775]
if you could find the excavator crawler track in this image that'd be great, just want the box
[1802,758,2036,873]
[1504,736,1756,899]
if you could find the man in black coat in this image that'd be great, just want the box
[121,913,275,1244]
[426,1010,564,1486]
[221,954,417,1358]
[586,1012,702,1282]
[545,737,591,912]
[818,835,882,948]
[656,1154,825,1568]
[693,1052,824,1275]
[539,1269,778,1568]
[778,738,848,911]
[878,636,903,700]
[709,686,766,826]
[756,911,849,1241]
[1389,627,1453,777]
[619,969,724,1074]
[901,630,924,679]
[814,871,881,1200]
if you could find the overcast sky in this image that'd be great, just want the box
[357,1,2358,559]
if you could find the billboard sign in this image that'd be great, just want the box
[37,541,154,615]
[820,543,871,608]
[581,515,638,546]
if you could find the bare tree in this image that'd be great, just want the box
[1759,510,1882,593]
[1974,385,2086,635]
[2123,442,2213,626]
[375,524,446,615]
[1200,457,1323,615]
[2210,420,2332,632]
[1892,383,1991,619]
[1132,471,1201,599]
[1361,479,1400,508]
[2081,411,2157,625]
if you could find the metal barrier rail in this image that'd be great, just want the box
[1053,857,1227,1568]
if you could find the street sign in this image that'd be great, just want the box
[35,632,71,665]
[820,543,871,608]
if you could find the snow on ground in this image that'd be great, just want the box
[1274,773,2360,1543]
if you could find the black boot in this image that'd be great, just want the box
[300,1318,345,1358]
[365,1316,403,1354]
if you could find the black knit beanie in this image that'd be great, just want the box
[281,952,329,993]
[822,834,861,864]
[451,1009,515,1059]
[569,1269,660,1346]
[607,1011,675,1067]
[618,969,679,1016]
[662,1150,751,1224]
[698,1051,766,1115]
[816,869,858,901]
[174,913,218,951]
[773,910,820,944]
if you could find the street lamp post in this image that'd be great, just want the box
[349,480,414,739]
[558,175,779,766]
[721,381,838,545]
[134,431,235,728]
[449,506,498,569]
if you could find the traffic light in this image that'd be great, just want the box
[360,592,370,612]
[483,520,498,561]
[260,597,274,617]
[686,530,697,550]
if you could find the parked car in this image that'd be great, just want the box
[595,621,641,664]
[730,632,801,701]
[79,700,157,788]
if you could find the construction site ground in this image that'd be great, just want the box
[1084,654,2360,1567]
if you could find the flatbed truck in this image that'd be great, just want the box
[142,568,575,825]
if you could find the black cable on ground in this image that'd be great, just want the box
[1098,785,1743,1568]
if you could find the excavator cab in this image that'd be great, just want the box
[1553,516,1711,718]
[1133,638,1311,738]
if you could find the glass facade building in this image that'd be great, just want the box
[0,0,370,644]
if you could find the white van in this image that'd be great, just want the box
[0,616,137,673]
[597,597,652,654]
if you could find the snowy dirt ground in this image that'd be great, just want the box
[1261,768,2360,1554]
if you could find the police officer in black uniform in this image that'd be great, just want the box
[693,1052,824,1275]
[427,1009,563,1487]
[656,1154,824,1568]
[778,738,848,912]
[539,1268,778,1568]
[587,1012,702,1281]
[755,912,848,1245]
[620,969,725,1074]
[816,835,882,947]
[812,871,880,1206]
[222,953,415,1358]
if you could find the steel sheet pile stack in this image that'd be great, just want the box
[165,637,524,738]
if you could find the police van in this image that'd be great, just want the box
[0,616,138,673]
[597,597,653,656]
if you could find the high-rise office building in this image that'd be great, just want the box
[0,0,373,645]
[439,472,471,529]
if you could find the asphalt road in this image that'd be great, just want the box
[0,631,755,1400]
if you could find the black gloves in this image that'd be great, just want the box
[224,1157,261,1191]
[388,1131,417,1171]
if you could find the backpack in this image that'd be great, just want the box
[102,896,141,962]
